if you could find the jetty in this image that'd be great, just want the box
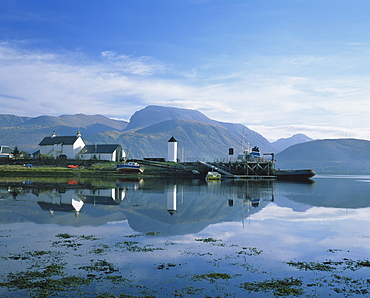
[199,161,275,180]
[137,146,277,180]
[137,145,314,180]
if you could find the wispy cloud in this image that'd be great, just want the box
[0,43,369,140]
[100,51,165,76]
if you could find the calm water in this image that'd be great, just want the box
[1,175,370,297]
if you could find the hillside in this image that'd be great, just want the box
[272,133,313,153]
[110,105,276,160]
[85,118,276,160]
[275,138,370,174]
[0,114,32,127]
[125,105,216,130]
[0,106,275,160]
[0,114,128,152]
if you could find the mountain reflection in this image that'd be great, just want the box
[278,177,370,209]
[0,177,274,235]
[2,176,368,235]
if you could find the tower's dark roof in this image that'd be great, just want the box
[168,136,177,142]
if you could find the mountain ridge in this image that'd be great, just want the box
[1,107,370,173]
[0,107,276,160]
[272,133,313,153]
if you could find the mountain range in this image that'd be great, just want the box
[0,106,278,160]
[0,105,369,173]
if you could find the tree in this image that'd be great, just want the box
[12,147,22,159]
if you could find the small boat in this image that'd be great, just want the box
[67,165,79,168]
[117,162,144,174]
[273,169,315,181]
[206,171,221,180]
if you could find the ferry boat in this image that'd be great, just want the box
[273,169,316,180]
[116,162,144,174]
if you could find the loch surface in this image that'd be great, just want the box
[1,175,370,297]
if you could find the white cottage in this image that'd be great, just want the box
[0,146,14,158]
[39,131,85,159]
[78,144,125,162]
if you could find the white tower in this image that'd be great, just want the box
[167,136,178,162]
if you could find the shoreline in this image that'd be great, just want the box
[0,161,200,179]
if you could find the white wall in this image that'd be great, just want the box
[168,141,177,162]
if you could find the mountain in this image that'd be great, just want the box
[275,138,370,173]
[2,107,370,173]
[22,114,127,131]
[0,114,128,152]
[85,106,276,160]
[0,106,275,160]
[272,133,313,153]
[125,105,216,130]
[0,114,32,127]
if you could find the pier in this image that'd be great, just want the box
[199,161,276,180]
[138,159,276,180]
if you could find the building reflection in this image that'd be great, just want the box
[78,188,124,206]
[0,178,277,235]
[167,184,177,215]
[38,191,84,217]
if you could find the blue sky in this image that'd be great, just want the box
[1,0,370,141]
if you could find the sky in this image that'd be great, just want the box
[1,0,370,142]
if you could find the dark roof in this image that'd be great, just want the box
[168,136,177,142]
[79,144,121,154]
[39,136,79,146]
[0,146,13,154]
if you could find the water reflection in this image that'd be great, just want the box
[281,176,370,208]
[0,177,275,234]
[1,176,370,235]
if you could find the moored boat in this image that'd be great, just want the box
[206,171,221,180]
[67,165,79,168]
[117,162,144,174]
[273,169,315,180]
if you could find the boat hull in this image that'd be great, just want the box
[273,169,315,181]
[116,164,144,174]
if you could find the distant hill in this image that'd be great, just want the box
[0,114,128,152]
[272,133,313,153]
[22,114,128,131]
[0,114,32,127]
[275,138,370,174]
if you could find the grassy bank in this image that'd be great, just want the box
[0,163,140,178]
[0,161,200,178]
